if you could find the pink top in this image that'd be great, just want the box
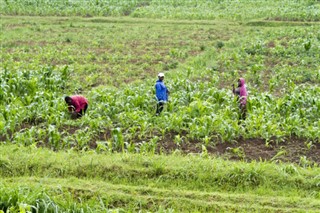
[70,95,88,113]
[239,78,248,105]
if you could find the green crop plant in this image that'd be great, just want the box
[299,156,315,168]
[1,0,318,21]
[271,148,288,163]
[174,134,183,148]
[138,136,159,154]
[200,144,209,158]
[96,141,110,153]
[202,135,211,146]
[111,128,125,152]
[305,141,315,151]
[0,3,320,211]
[73,127,94,150]
[227,147,246,160]
[47,125,61,150]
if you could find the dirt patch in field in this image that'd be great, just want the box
[214,137,320,164]
[154,132,320,164]
[87,128,320,164]
[1,124,319,165]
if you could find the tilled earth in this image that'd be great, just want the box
[2,124,319,165]
[157,134,320,164]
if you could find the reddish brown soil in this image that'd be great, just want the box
[1,125,319,165]
[155,133,320,164]
[91,128,320,164]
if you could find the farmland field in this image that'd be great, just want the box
[1,0,320,212]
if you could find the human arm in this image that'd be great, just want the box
[68,105,75,112]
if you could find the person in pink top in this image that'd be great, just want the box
[232,78,248,121]
[65,95,88,118]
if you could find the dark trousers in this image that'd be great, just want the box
[156,102,164,115]
[238,104,247,124]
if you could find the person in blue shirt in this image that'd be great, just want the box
[155,72,170,115]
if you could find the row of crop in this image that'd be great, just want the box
[1,66,319,153]
[2,0,320,21]
[2,16,208,90]
[132,1,320,22]
[2,16,319,92]
[1,17,319,152]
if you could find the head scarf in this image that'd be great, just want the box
[239,78,247,105]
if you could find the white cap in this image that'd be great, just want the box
[158,72,164,77]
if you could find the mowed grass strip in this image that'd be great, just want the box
[1,145,319,197]
[1,176,320,212]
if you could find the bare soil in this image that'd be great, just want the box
[90,128,320,164]
[155,132,320,164]
[1,124,319,165]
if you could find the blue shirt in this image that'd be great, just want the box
[155,80,168,102]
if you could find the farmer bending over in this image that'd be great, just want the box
[155,72,170,115]
[232,78,248,121]
[65,95,88,118]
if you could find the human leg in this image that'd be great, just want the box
[156,102,164,115]
[77,104,88,118]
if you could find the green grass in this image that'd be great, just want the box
[2,0,320,21]
[1,177,319,212]
[1,145,320,212]
[0,1,320,212]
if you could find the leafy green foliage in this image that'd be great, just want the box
[2,0,320,21]
[1,145,320,212]
[0,2,319,211]
[1,16,319,153]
